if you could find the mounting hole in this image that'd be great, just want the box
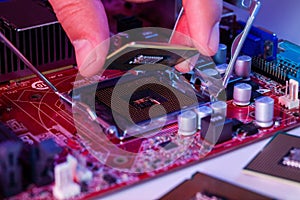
[113,156,128,165]
[30,93,42,101]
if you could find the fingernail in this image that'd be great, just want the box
[73,39,97,77]
[208,22,220,55]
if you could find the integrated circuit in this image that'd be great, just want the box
[2,1,300,199]
[128,55,164,65]
[93,73,199,138]
[128,88,167,110]
[282,147,300,169]
[244,133,300,184]
[252,40,300,83]
[159,140,178,151]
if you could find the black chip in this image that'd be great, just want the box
[239,122,258,136]
[103,174,117,184]
[231,118,243,132]
[159,141,178,150]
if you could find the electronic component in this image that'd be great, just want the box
[238,21,278,61]
[278,79,300,109]
[53,155,81,200]
[93,76,199,138]
[0,122,23,198]
[2,0,300,199]
[244,133,300,185]
[233,83,252,106]
[234,55,252,79]
[70,42,202,139]
[252,40,300,83]
[194,106,213,130]
[103,174,117,185]
[215,63,228,75]
[238,122,259,136]
[0,122,20,142]
[213,44,227,65]
[178,110,197,136]
[211,101,227,117]
[159,172,272,200]
[106,41,199,70]
[231,118,243,132]
[282,148,300,169]
[0,141,23,198]
[201,115,233,144]
[128,55,164,65]
[159,140,178,150]
[255,96,274,128]
[30,139,62,186]
[202,68,220,79]
[192,192,224,200]
[0,0,75,82]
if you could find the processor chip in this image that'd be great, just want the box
[95,77,197,124]
[128,88,167,110]
[128,55,164,65]
[282,147,300,169]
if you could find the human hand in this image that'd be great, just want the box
[173,0,223,72]
[49,0,222,76]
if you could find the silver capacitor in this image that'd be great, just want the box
[233,83,252,106]
[194,106,213,130]
[211,101,227,117]
[215,63,228,75]
[213,44,227,65]
[178,110,197,136]
[255,96,274,128]
[202,68,219,78]
[234,55,251,79]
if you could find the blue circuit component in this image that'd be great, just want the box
[252,40,300,83]
[277,40,300,81]
[238,21,278,61]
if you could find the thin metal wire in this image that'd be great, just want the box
[169,7,184,43]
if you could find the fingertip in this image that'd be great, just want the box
[73,39,108,77]
[206,22,220,56]
[49,0,110,77]
[182,0,222,56]
[175,54,199,73]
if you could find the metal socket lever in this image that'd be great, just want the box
[172,1,261,101]
[222,0,261,88]
[0,31,118,136]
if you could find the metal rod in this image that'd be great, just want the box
[0,31,118,135]
[222,0,261,87]
[0,31,73,105]
[169,7,184,43]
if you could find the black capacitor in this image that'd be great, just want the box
[201,115,233,144]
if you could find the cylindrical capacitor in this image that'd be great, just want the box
[234,55,252,79]
[178,110,197,136]
[255,96,274,128]
[215,63,228,75]
[211,101,227,117]
[213,44,227,65]
[194,106,213,130]
[202,68,219,78]
[233,83,252,106]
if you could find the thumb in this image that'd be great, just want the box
[49,0,110,77]
[181,0,222,56]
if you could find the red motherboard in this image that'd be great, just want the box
[0,66,299,199]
